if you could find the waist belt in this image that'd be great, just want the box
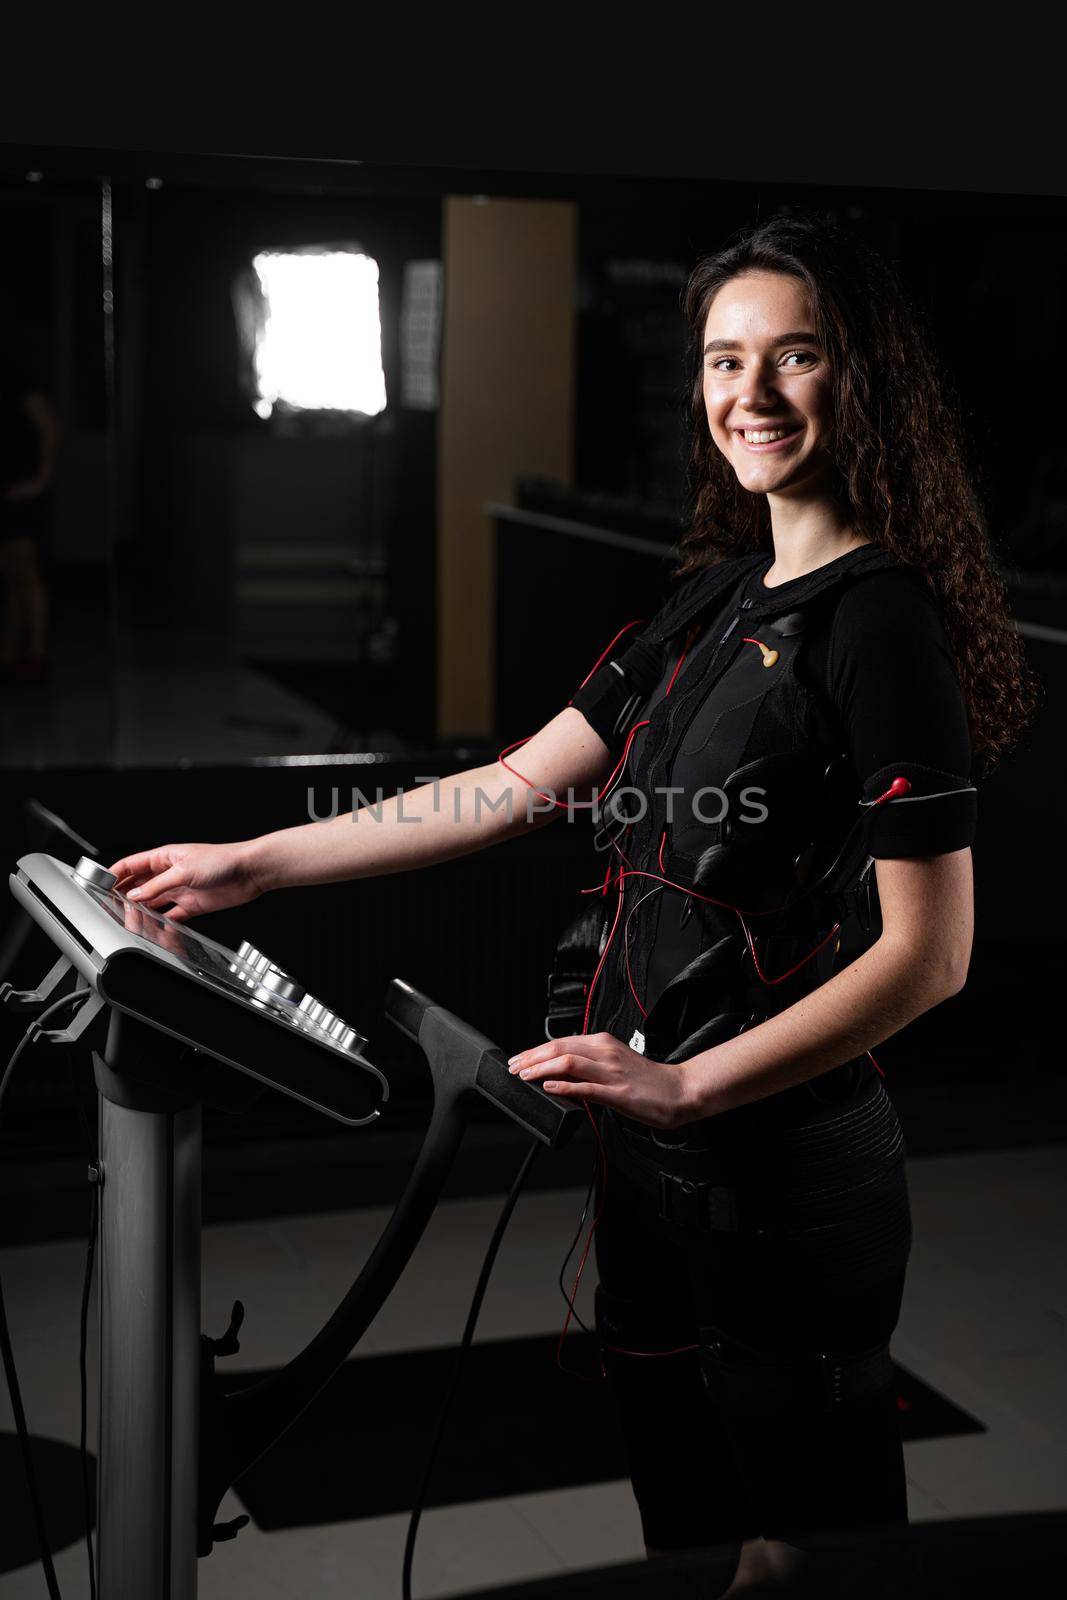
[603,1062,880,1234]
[699,1329,896,1413]
[604,1113,744,1233]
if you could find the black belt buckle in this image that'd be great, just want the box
[815,1344,893,1409]
[817,1352,840,1410]
[657,1171,738,1232]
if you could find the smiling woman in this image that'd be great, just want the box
[106,212,1036,1594]
[510,213,1036,1585]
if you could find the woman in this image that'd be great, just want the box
[110,215,1036,1593]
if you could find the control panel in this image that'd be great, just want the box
[10,853,387,1124]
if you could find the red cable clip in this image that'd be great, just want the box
[872,776,912,806]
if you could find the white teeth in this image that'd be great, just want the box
[742,428,793,443]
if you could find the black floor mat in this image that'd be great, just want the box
[0,1433,96,1573]
[227,1333,984,1531]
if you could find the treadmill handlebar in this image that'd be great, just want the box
[383,977,439,1042]
[385,978,579,1148]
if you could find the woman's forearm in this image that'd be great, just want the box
[245,761,561,891]
[684,932,964,1119]
[244,707,612,892]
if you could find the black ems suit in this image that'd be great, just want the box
[554,544,977,1551]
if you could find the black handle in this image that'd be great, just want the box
[385,978,581,1148]
[473,1051,580,1147]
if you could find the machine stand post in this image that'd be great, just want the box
[94,1034,202,1600]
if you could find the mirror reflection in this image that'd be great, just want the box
[0,157,111,763]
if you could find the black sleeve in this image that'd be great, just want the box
[826,570,977,858]
[568,624,667,755]
[567,568,708,754]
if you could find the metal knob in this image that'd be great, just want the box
[73,856,117,893]
[256,968,305,1006]
[237,941,289,977]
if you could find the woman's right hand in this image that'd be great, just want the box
[107,840,268,923]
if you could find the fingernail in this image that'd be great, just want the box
[508,1065,519,1075]
[519,1069,531,1080]
[507,1055,519,1066]
[128,889,141,899]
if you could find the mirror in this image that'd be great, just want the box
[0,151,113,767]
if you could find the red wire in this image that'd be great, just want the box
[581,871,627,1036]
[571,619,647,696]
[497,736,571,810]
[599,719,651,802]
[622,887,662,1021]
[663,647,688,697]
[555,1105,608,1380]
[554,665,906,1373]
[555,1104,699,1377]
[500,628,689,815]
[498,715,651,814]
[739,916,842,986]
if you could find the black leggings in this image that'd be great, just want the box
[592,1080,913,1551]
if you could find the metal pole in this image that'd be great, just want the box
[96,1055,201,1600]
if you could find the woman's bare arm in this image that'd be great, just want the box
[682,847,974,1116]
[111,707,615,914]
[247,707,615,890]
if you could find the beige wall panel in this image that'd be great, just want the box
[438,196,575,737]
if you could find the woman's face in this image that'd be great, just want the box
[701,270,834,498]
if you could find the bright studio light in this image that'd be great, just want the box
[251,249,387,417]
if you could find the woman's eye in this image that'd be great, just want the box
[710,357,740,372]
[781,350,816,368]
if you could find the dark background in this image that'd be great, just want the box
[0,137,1064,1243]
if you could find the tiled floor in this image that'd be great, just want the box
[2,1146,1065,1598]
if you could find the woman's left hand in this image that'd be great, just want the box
[507,1031,695,1129]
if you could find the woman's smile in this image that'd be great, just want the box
[733,422,804,452]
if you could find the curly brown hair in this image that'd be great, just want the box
[677,211,1039,774]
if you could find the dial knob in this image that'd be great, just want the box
[237,942,289,977]
[257,968,305,1006]
[74,856,117,893]
[298,995,326,1024]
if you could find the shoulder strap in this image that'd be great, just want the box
[744,546,906,621]
[643,545,912,645]
[643,552,767,647]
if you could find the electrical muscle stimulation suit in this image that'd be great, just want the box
[2,545,977,1588]
[542,543,977,1549]
[2,852,581,1600]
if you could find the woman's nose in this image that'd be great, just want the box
[738,360,779,411]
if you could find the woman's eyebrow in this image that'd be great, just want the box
[703,331,819,354]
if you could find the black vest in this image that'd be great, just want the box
[548,546,909,1086]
